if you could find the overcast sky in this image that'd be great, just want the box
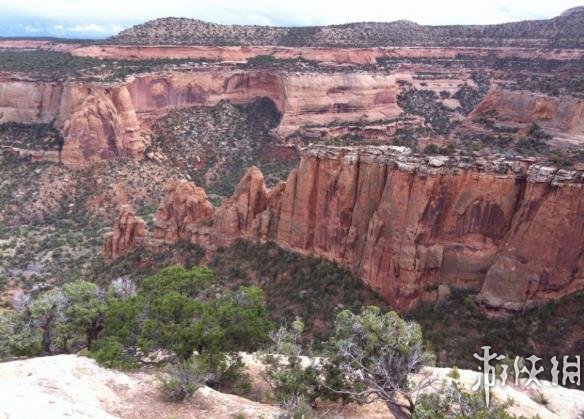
[0,0,582,38]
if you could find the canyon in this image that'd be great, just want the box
[4,10,584,417]
[3,9,584,317]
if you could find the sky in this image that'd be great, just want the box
[0,0,582,39]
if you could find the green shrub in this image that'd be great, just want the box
[159,359,206,401]
[91,266,272,367]
[88,337,139,370]
[448,366,460,379]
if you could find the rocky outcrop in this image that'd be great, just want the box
[212,166,284,246]
[126,71,404,137]
[103,206,147,259]
[68,43,584,67]
[0,80,146,168]
[477,168,584,312]
[0,354,284,419]
[0,81,63,123]
[465,90,584,148]
[0,70,406,167]
[152,179,214,245]
[59,85,145,166]
[3,55,584,168]
[101,146,584,311]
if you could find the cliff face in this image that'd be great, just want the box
[3,50,584,168]
[219,148,517,309]
[0,70,402,167]
[0,81,63,123]
[70,44,584,63]
[210,147,584,312]
[465,90,584,147]
[59,84,145,166]
[212,166,284,246]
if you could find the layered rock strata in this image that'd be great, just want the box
[3,64,584,168]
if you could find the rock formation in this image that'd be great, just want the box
[212,166,284,246]
[98,143,584,313]
[0,354,284,419]
[103,205,147,259]
[152,179,214,245]
[59,85,145,166]
[464,90,584,148]
[0,70,404,167]
[156,146,584,313]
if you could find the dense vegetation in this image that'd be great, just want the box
[0,261,521,416]
[209,240,388,348]
[0,121,64,151]
[150,98,298,199]
[408,288,584,386]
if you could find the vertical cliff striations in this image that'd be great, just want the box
[205,146,584,312]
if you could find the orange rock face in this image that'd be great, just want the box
[67,45,584,63]
[59,85,145,167]
[199,146,584,312]
[153,179,214,244]
[0,70,402,167]
[103,205,147,259]
[477,171,584,312]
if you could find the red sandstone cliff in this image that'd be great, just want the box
[101,146,584,312]
[0,70,405,167]
[463,90,584,148]
[212,166,284,246]
[210,147,584,312]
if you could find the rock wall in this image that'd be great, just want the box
[0,81,62,123]
[3,64,584,168]
[102,146,584,312]
[212,166,284,246]
[466,90,584,148]
[0,70,403,167]
[59,84,145,167]
[69,44,584,62]
[211,146,584,312]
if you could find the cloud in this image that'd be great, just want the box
[67,24,107,33]
[22,25,41,33]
